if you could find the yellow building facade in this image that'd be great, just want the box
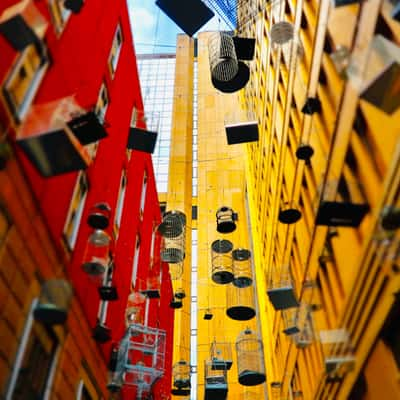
[166,1,400,398]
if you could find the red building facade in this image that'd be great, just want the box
[0,1,173,399]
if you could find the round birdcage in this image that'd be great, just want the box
[226,284,256,321]
[125,292,146,327]
[211,239,234,284]
[236,329,266,386]
[232,249,253,288]
[270,21,294,46]
[82,229,111,275]
[216,206,237,233]
[209,32,239,82]
[34,279,73,325]
[158,211,186,263]
[278,203,302,224]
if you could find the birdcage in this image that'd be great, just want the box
[319,329,355,381]
[15,97,92,176]
[204,360,228,399]
[158,211,186,263]
[232,249,252,288]
[107,345,124,393]
[170,295,183,309]
[216,206,238,233]
[87,202,111,229]
[209,32,239,82]
[282,307,301,336]
[381,205,400,231]
[125,292,146,328]
[175,288,186,299]
[224,112,259,145]
[210,341,233,370]
[315,179,369,227]
[295,144,314,163]
[82,229,111,277]
[211,239,234,284]
[0,0,48,51]
[236,329,266,386]
[118,324,167,393]
[226,284,256,321]
[169,261,184,280]
[270,22,294,47]
[292,308,314,348]
[139,274,161,299]
[172,361,191,395]
[267,264,299,310]
[348,34,400,114]
[64,0,84,13]
[127,108,159,154]
[33,279,73,325]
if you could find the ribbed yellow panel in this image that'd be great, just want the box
[196,32,264,400]
[168,35,194,372]
[239,0,400,399]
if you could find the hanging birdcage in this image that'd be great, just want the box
[209,32,239,82]
[226,284,256,321]
[107,345,124,393]
[278,202,302,224]
[172,361,191,395]
[315,179,369,227]
[267,264,299,310]
[98,262,118,301]
[282,308,300,336]
[210,341,233,370]
[87,202,111,229]
[82,229,111,277]
[125,292,146,327]
[236,329,266,386]
[158,211,186,263]
[127,108,159,154]
[204,360,228,399]
[169,261,184,280]
[211,239,234,284]
[270,21,294,46]
[319,328,355,381]
[216,206,238,233]
[140,275,161,299]
[292,310,314,349]
[33,279,73,325]
[224,112,259,145]
[232,249,252,288]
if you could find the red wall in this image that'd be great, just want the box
[0,0,174,398]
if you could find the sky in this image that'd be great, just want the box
[127,0,229,54]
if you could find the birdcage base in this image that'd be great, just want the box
[226,306,256,321]
[211,359,233,370]
[316,201,369,227]
[170,299,183,309]
[238,370,266,386]
[171,388,191,396]
[216,220,237,233]
[173,379,191,389]
[141,289,161,299]
[283,326,300,336]
[82,261,107,276]
[87,213,110,229]
[34,304,68,325]
[205,386,228,400]
[161,248,185,263]
[106,382,122,393]
[64,0,84,13]
[278,208,302,224]
[233,276,253,288]
[267,287,299,310]
[212,270,234,284]
[381,206,400,230]
[68,111,108,145]
[212,62,250,93]
[98,286,118,301]
[92,323,111,343]
[204,312,213,320]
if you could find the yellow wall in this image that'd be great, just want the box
[239,0,400,399]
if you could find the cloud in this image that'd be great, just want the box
[128,2,157,45]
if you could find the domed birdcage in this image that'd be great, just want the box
[34,279,73,325]
[158,211,186,263]
[211,240,234,284]
[82,229,111,276]
[125,292,146,327]
[236,329,266,386]
[226,284,256,321]
[270,21,294,46]
[204,360,228,399]
[232,249,252,288]
[209,32,239,82]
[216,206,238,233]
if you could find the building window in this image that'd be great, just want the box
[108,24,123,78]
[140,172,148,218]
[63,172,88,251]
[48,0,71,34]
[95,82,109,124]
[6,300,59,400]
[114,170,127,237]
[76,382,93,400]
[3,43,48,122]
[131,235,140,290]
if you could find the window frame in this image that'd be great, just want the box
[139,171,148,218]
[6,299,60,400]
[95,81,109,124]
[114,170,127,237]
[48,0,71,35]
[131,234,140,290]
[108,23,123,78]
[2,42,48,122]
[63,172,89,251]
